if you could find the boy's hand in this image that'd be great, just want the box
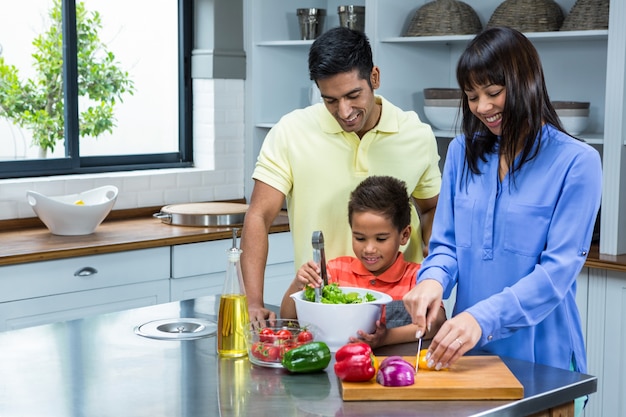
[349,320,387,349]
[295,260,325,289]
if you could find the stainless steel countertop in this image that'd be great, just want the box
[0,296,596,417]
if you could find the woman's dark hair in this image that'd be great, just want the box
[348,176,412,232]
[309,26,374,87]
[456,26,564,180]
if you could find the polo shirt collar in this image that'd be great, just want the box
[349,252,411,283]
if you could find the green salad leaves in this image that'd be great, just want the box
[303,283,376,304]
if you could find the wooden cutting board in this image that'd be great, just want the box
[339,356,524,401]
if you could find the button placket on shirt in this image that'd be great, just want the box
[482,169,502,260]
[353,131,374,175]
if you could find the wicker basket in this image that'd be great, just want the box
[403,0,482,37]
[487,0,564,32]
[561,0,609,31]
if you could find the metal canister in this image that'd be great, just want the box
[297,8,326,40]
[338,5,365,32]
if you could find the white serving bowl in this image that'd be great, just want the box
[27,185,118,236]
[290,287,392,351]
[424,105,461,131]
[556,108,589,135]
[553,101,590,135]
[558,116,589,135]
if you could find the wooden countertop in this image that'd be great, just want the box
[584,244,626,273]
[1,205,625,273]
[0,205,289,266]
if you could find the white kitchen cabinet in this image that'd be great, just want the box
[0,232,296,332]
[576,268,589,345]
[169,237,228,305]
[0,280,170,331]
[170,232,295,306]
[243,0,625,250]
[0,248,171,331]
[581,268,626,417]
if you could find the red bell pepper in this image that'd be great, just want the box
[333,342,376,382]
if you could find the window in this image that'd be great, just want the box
[0,0,192,179]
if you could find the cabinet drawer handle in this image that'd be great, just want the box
[74,266,98,277]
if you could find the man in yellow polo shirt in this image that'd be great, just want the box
[241,26,441,321]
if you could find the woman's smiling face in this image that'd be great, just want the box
[465,83,507,136]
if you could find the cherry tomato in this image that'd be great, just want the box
[297,329,314,344]
[280,341,297,358]
[266,345,280,361]
[275,329,293,341]
[251,342,268,360]
[259,328,275,343]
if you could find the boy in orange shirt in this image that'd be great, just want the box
[280,175,446,348]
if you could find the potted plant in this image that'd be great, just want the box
[0,0,134,157]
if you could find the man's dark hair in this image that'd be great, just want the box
[309,26,374,86]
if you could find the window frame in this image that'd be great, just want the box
[0,0,193,179]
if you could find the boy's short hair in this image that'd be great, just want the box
[348,176,412,232]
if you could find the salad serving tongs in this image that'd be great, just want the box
[312,230,328,303]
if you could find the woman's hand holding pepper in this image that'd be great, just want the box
[404,279,482,369]
[425,312,481,370]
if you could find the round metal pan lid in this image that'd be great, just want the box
[154,202,249,227]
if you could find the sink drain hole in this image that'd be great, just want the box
[135,318,217,340]
[157,322,206,333]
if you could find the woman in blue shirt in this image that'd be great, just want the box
[403,26,601,388]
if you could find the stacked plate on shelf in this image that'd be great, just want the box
[553,101,590,135]
[423,88,462,132]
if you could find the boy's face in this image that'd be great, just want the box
[350,211,410,275]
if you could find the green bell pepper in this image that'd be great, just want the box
[281,341,331,373]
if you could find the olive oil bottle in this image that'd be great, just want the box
[217,228,249,357]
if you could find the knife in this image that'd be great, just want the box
[415,332,422,373]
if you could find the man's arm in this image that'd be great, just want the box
[240,180,286,321]
[414,195,439,256]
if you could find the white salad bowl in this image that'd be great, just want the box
[27,185,118,236]
[290,286,392,352]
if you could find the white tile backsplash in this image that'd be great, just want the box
[0,78,245,221]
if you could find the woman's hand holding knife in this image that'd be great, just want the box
[404,279,482,370]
